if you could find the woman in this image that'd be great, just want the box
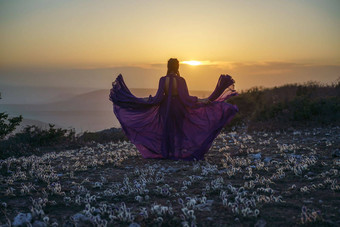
[109,58,238,160]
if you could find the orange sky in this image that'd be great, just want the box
[0,0,339,90]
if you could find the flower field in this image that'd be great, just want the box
[1,127,339,226]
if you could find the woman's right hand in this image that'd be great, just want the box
[197,99,212,105]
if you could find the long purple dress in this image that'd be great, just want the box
[109,73,238,160]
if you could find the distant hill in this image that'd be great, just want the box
[0,88,212,112]
[0,88,212,132]
[0,85,95,104]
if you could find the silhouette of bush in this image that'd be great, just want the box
[0,92,23,140]
[0,113,23,140]
[0,124,77,159]
[0,124,128,159]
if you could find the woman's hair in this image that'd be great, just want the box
[167,58,180,75]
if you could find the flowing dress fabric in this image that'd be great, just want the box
[109,74,238,160]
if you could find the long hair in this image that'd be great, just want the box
[167,58,180,76]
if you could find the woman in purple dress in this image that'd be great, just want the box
[109,58,238,160]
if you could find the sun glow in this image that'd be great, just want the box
[181,60,202,66]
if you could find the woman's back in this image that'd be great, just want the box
[164,75,178,96]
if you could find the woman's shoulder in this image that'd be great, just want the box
[177,76,185,82]
[163,74,185,83]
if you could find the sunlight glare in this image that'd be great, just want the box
[181,60,202,66]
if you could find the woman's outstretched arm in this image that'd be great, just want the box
[207,74,236,102]
[110,74,166,108]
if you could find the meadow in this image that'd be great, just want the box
[0,126,339,226]
[0,81,339,226]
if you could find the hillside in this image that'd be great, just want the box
[0,88,212,112]
[227,81,340,130]
[0,85,95,104]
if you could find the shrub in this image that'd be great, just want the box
[0,92,23,140]
[79,128,128,144]
[0,124,128,159]
[226,80,340,131]
[0,112,23,140]
[0,124,77,159]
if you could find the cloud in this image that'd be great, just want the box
[223,61,340,90]
[0,62,339,91]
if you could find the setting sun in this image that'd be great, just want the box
[181,61,202,66]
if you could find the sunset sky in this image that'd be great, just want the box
[1,0,339,91]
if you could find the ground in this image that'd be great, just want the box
[0,126,339,227]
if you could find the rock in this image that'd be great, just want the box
[166,166,179,173]
[13,213,32,227]
[263,157,272,163]
[249,153,261,159]
[71,213,90,222]
[32,220,47,227]
[93,208,101,214]
[195,200,214,211]
[289,154,301,159]
[307,172,315,176]
[254,219,267,227]
[62,220,73,227]
[129,223,141,227]
[332,149,340,157]
[196,205,211,211]
[161,166,179,173]
[218,169,229,174]
[324,219,335,225]
[195,204,211,212]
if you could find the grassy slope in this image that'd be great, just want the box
[227,81,340,130]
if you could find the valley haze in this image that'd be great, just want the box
[0,86,211,133]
